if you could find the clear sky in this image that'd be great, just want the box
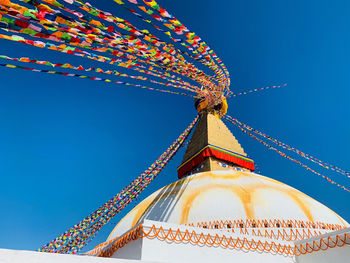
[0,0,349,252]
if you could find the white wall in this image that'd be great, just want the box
[111,220,295,263]
[111,237,143,261]
[295,227,350,263]
[141,235,294,263]
[0,249,156,263]
[296,245,350,263]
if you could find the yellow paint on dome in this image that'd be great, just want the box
[179,184,251,224]
[106,170,348,241]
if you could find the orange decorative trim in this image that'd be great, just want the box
[86,220,348,257]
[295,232,350,255]
[87,228,322,255]
[186,219,345,231]
[219,227,324,242]
[92,224,295,257]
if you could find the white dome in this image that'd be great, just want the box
[107,170,348,241]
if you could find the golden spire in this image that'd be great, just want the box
[177,98,254,178]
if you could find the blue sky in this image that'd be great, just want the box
[0,0,349,252]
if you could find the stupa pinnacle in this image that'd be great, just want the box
[178,98,254,178]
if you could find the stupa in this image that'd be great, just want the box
[1,99,349,263]
[1,101,349,263]
[0,0,348,261]
[81,102,350,263]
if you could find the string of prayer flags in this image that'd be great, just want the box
[225,115,350,177]
[111,0,229,88]
[121,0,230,87]
[228,84,287,98]
[0,54,199,93]
[224,115,350,193]
[0,0,219,95]
[0,62,194,97]
[39,115,199,253]
[0,32,195,90]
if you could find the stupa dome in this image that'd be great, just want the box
[107,170,348,241]
[87,112,350,262]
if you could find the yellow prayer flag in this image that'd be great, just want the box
[113,0,124,4]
